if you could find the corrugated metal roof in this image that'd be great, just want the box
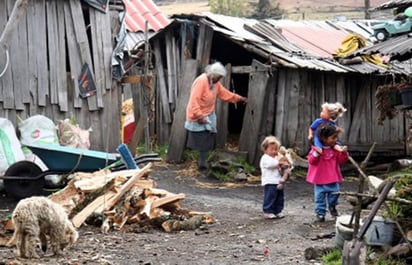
[195,13,409,74]
[124,0,170,32]
[370,0,412,10]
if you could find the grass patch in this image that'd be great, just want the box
[321,248,342,265]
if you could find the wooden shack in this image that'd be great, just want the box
[0,0,121,151]
[148,14,410,165]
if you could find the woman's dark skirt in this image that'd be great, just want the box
[186,131,216,152]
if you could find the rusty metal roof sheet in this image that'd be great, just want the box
[124,0,170,32]
[163,13,411,75]
[346,33,412,61]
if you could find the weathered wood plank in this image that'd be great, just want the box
[0,1,9,103]
[101,10,112,91]
[165,31,177,109]
[336,76,347,143]
[35,0,48,107]
[64,1,82,108]
[16,2,29,107]
[90,8,104,108]
[56,2,67,111]
[285,70,300,146]
[0,1,5,101]
[216,64,231,149]
[274,69,287,139]
[195,23,213,72]
[101,81,121,152]
[46,1,59,104]
[69,1,97,111]
[348,85,368,143]
[26,1,38,107]
[299,69,312,153]
[153,39,172,123]
[239,60,271,163]
[166,59,198,163]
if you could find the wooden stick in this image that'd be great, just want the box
[339,191,412,205]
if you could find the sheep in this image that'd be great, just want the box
[6,196,78,258]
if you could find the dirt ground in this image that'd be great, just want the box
[0,161,360,265]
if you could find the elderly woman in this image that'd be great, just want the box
[185,62,247,170]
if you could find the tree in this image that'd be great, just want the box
[250,0,285,19]
[209,0,247,17]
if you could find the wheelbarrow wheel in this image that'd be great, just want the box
[4,161,45,199]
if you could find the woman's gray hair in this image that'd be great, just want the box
[205,62,226,77]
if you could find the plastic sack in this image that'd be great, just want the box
[0,118,25,175]
[57,119,91,149]
[18,115,59,145]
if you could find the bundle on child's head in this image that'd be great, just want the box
[322,102,347,118]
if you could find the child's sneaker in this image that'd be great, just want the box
[264,213,276,219]
[315,214,325,222]
[329,206,338,217]
[275,213,285,219]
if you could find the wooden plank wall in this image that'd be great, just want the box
[239,65,406,165]
[0,0,120,152]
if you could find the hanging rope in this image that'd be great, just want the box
[0,49,9,78]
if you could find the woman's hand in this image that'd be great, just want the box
[197,117,208,124]
[239,96,248,103]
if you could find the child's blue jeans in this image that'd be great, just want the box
[314,183,340,216]
[263,184,284,214]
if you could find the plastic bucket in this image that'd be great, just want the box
[365,216,395,246]
[335,215,355,249]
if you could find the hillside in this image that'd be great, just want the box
[157,0,392,19]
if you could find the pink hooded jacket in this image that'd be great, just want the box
[306,146,348,185]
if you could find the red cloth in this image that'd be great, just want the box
[123,114,135,144]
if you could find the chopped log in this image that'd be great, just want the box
[73,168,147,192]
[161,215,203,232]
[74,175,127,192]
[48,182,82,213]
[69,168,111,181]
[141,196,158,218]
[72,164,152,227]
[151,193,185,209]
[72,191,117,227]
[103,163,153,211]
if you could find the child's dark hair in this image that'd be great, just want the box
[317,123,338,142]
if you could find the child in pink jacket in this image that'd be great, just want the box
[306,123,348,222]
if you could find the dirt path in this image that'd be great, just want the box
[0,162,359,264]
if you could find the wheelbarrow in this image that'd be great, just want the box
[0,143,161,199]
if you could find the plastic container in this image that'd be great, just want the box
[335,215,356,249]
[365,216,395,246]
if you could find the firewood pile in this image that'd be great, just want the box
[47,163,214,233]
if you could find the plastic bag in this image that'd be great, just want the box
[57,119,91,149]
[0,118,25,175]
